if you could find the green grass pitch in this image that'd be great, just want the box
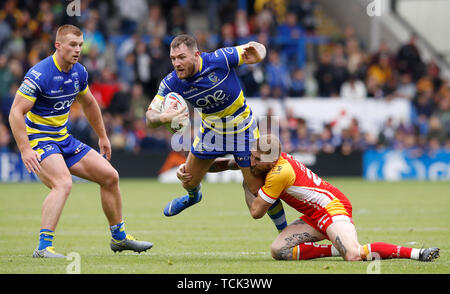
[0,178,449,274]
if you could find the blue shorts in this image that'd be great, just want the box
[191,120,259,168]
[33,135,92,168]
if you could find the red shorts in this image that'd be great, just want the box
[300,199,354,238]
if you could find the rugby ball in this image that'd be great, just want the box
[162,92,190,133]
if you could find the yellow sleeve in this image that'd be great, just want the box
[79,84,89,96]
[148,94,164,112]
[258,161,296,204]
[235,45,245,66]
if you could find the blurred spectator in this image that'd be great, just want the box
[292,118,314,153]
[218,23,236,48]
[89,66,120,109]
[276,11,303,68]
[167,4,187,36]
[237,62,265,97]
[118,52,136,86]
[435,95,450,137]
[288,0,318,34]
[254,5,277,35]
[107,82,131,115]
[396,34,425,81]
[367,54,393,88]
[234,9,253,39]
[114,0,148,35]
[315,124,341,154]
[142,4,167,39]
[340,74,367,101]
[366,75,384,99]
[413,89,435,118]
[148,37,171,95]
[254,0,287,25]
[265,50,291,95]
[134,41,151,92]
[81,18,106,55]
[0,121,11,152]
[83,45,105,82]
[315,51,336,97]
[129,83,150,121]
[0,54,13,101]
[289,68,306,97]
[394,73,416,100]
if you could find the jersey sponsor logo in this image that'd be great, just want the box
[19,79,37,96]
[64,79,73,84]
[196,89,227,107]
[50,89,64,94]
[53,75,64,81]
[53,98,75,111]
[183,87,198,95]
[30,69,42,80]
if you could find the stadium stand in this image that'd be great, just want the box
[0,0,449,160]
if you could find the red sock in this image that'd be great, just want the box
[292,242,335,260]
[362,242,412,260]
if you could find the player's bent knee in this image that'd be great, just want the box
[270,244,283,260]
[54,178,73,196]
[100,168,120,187]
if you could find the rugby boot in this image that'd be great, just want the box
[418,247,440,261]
[32,246,66,258]
[110,234,153,253]
[163,191,202,217]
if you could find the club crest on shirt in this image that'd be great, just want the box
[208,72,219,83]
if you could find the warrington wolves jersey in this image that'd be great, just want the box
[150,46,257,136]
[17,54,89,149]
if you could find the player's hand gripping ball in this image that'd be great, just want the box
[162,92,190,133]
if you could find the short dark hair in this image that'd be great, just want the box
[170,34,198,51]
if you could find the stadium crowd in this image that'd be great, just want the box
[0,0,449,157]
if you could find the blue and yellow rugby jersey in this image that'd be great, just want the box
[17,54,89,150]
[149,46,260,166]
[150,46,258,135]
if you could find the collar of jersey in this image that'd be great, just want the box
[52,53,63,72]
[52,53,73,73]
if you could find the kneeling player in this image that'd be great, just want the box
[177,134,440,262]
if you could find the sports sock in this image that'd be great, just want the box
[187,184,201,199]
[361,242,417,260]
[110,221,126,241]
[38,229,55,250]
[267,199,287,232]
[292,242,340,260]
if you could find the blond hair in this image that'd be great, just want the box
[55,24,83,42]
